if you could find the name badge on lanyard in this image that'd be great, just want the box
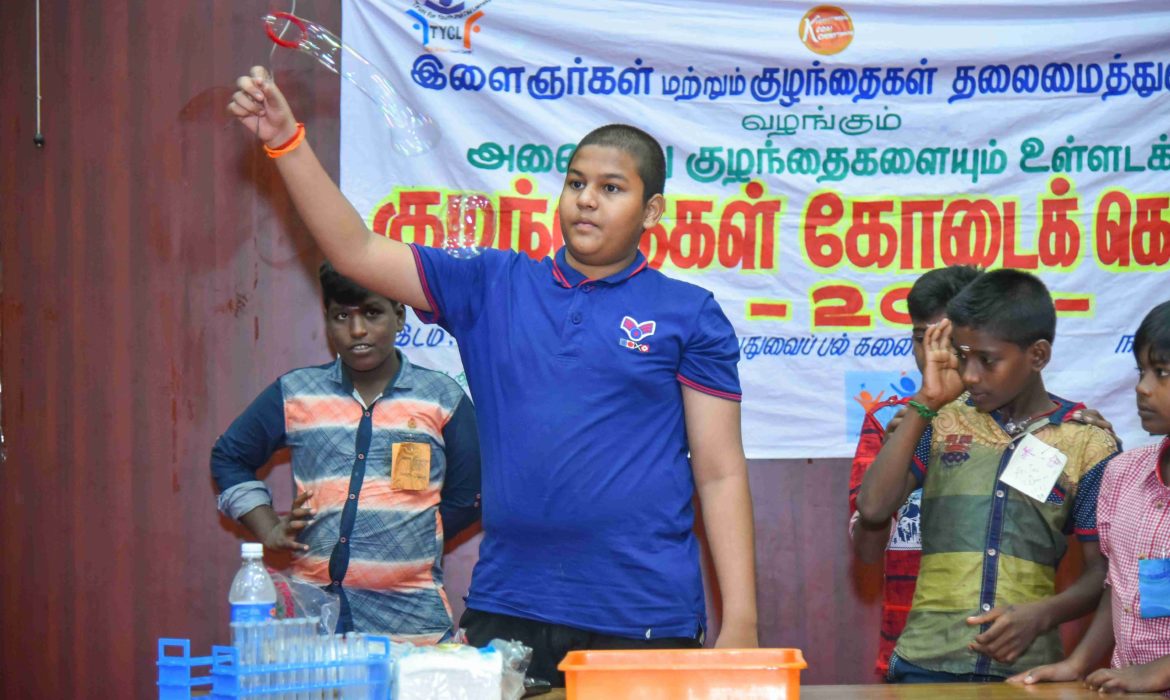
[999,434,1067,503]
[1139,558,1170,619]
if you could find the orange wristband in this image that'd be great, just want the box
[264,123,306,158]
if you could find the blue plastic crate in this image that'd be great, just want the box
[157,635,391,699]
[158,639,214,698]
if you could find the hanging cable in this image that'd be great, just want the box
[34,0,44,147]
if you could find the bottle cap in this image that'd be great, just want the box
[241,542,264,557]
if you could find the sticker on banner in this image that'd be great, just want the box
[798,5,854,55]
[1000,434,1067,503]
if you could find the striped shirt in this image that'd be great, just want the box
[211,354,481,642]
[1098,437,1170,671]
[895,394,1117,677]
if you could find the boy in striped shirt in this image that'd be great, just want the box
[212,262,482,641]
[856,270,1118,682]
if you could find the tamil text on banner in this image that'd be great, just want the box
[338,0,1170,458]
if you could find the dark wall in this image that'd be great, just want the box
[0,2,1087,697]
[0,2,343,696]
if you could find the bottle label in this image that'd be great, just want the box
[230,602,274,623]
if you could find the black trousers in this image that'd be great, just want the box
[460,607,703,687]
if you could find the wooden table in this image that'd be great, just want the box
[801,683,1166,698]
[543,682,1166,698]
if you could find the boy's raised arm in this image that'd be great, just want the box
[683,386,759,648]
[857,319,963,525]
[229,66,430,312]
[856,413,925,526]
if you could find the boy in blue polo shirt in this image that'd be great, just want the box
[229,66,758,684]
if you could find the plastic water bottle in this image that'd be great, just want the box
[229,542,276,623]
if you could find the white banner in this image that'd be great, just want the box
[338,0,1170,458]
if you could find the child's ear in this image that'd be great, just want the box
[642,193,666,229]
[1029,339,1052,371]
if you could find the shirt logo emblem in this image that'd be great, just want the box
[941,434,973,466]
[619,316,656,353]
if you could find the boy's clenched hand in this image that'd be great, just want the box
[228,66,300,148]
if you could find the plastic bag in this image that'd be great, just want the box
[268,570,340,634]
[393,638,532,700]
[487,638,532,700]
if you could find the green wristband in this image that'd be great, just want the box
[908,400,939,420]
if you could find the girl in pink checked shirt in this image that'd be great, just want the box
[1010,299,1170,695]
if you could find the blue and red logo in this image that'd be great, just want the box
[619,316,656,353]
[407,0,490,52]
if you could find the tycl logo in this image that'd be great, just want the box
[619,316,656,353]
[407,0,489,52]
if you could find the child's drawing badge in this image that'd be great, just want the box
[1000,434,1067,503]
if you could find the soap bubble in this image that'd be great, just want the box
[442,193,494,260]
[263,12,440,156]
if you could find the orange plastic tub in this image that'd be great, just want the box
[558,648,807,700]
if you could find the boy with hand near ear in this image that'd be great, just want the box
[856,269,1118,682]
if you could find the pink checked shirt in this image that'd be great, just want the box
[1099,437,1170,670]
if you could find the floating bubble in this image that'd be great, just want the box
[263,12,440,156]
[442,193,494,260]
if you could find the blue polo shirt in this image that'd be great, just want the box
[411,244,741,639]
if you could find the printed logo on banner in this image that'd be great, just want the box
[619,316,656,353]
[406,0,490,52]
[798,5,854,55]
[844,371,920,442]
